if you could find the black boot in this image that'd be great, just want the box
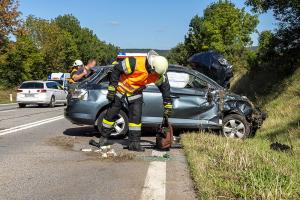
[89,136,108,148]
[128,130,144,152]
[128,141,145,152]
[89,126,111,148]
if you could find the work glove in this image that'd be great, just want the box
[163,100,173,118]
[107,85,116,101]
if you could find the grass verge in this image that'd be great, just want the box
[182,68,300,199]
[0,88,16,104]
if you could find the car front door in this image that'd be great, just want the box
[142,70,220,128]
[55,82,67,101]
[47,82,61,102]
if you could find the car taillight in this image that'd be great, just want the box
[17,89,23,93]
[37,89,47,93]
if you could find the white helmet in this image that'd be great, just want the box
[147,50,168,75]
[73,60,83,67]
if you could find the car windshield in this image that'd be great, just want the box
[20,82,44,89]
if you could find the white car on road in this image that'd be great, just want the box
[16,81,67,108]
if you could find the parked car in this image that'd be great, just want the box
[65,65,265,138]
[17,81,68,108]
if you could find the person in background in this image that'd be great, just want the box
[73,59,97,82]
[69,60,84,84]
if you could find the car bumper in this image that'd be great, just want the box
[16,98,50,104]
[64,99,96,125]
[250,108,266,132]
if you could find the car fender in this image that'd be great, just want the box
[223,100,253,121]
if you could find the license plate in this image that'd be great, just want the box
[25,94,35,97]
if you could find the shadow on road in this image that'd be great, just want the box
[63,126,160,147]
[63,126,98,137]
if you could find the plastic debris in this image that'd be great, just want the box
[101,153,108,158]
[107,149,117,157]
[81,148,92,152]
[100,145,111,151]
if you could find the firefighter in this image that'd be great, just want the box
[73,59,96,82]
[90,50,173,151]
[69,60,84,84]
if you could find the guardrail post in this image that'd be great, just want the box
[9,94,13,102]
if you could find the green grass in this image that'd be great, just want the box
[182,68,300,199]
[0,88,16,104]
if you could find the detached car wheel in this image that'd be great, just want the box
[222,114,250,139]
[95,110,129,139]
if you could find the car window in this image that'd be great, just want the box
[20,82,44,89]
[46,82,58,89]
[54,82,62,89]
[167,71,208,89]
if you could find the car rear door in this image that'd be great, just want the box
[46,82,61,101]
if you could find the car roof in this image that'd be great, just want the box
[94,64,223,89]
[21,80,58,84]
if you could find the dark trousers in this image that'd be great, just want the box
[101,96,143,143]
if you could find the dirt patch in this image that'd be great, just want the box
[85,151,136,162]
[47,136,78,150]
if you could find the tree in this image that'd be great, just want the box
[54,14,118,65]
[246,0,300,53]
[168,1,259,70]
[25,16,79,73]
[167,43,189,65]
[0,35,45,86]
[0,0,20,45]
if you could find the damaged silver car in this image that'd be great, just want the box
[65,65,265,139]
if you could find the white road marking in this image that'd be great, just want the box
[0,103,17,106]
[141,150,167,200]
[0,115,64,136]
[0,109,16,113]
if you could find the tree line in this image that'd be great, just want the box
[0,0,118,87]
[167,0,300,96]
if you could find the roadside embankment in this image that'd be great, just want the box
[182,68,300,199]
[0,88,16,104]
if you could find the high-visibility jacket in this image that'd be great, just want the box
[110,56,171,101]
[117,56,163,94]
[69,68,78,83]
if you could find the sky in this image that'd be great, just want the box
[18,0,277,49]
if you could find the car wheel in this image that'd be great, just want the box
[222,114,250,139]
[49,96,55,108]
[95,110,128,139]
[18,103,26,108]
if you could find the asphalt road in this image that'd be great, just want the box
[0,104,196,200]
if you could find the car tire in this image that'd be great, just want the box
[222,114,250,139]
[18,103,26,108]
[95,109,129,139]
[49,96,55,108]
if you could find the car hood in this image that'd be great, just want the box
[224,91,255,108]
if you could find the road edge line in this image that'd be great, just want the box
[0,116,64,136]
